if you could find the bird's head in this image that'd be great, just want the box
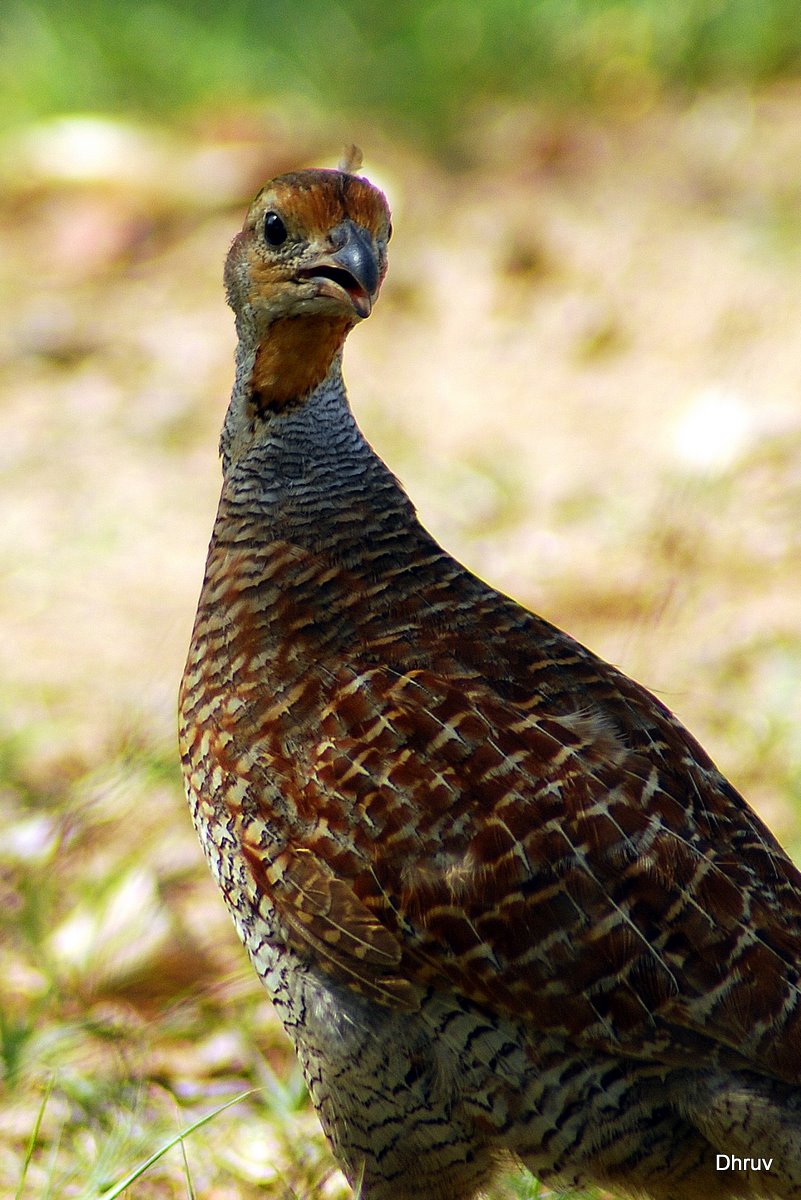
[224,164,392,411]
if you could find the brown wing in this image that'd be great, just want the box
[259,642,801,1083]
[239,836,417,1007]
[192,529,801,1081]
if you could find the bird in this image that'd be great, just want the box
[179,150,801,1200]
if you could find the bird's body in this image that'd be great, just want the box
[179,162,801,1199]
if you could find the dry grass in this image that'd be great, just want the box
[1,90,800,1197]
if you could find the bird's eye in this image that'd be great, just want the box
[386,222,393,242]
[264,211,288,246]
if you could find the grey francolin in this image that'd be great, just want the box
[179,156,801,1200]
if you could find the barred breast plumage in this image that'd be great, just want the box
[179,157,801,1200]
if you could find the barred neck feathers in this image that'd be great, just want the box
[219,165,392,477]
[218,367,420,572]
[220,341,350,477]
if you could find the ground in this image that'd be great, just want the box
[1,90,800,1198]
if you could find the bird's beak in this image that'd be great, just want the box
[297,220,380,319]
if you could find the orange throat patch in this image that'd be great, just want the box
[249,314,352,412]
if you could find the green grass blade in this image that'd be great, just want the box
[15,1074,54,1200]
[80,1089,258,1200]
[175,1099,196,1200]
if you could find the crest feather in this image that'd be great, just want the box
[338,144,364,174]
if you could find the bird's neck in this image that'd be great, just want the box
[220,313,352,474]
[250,313,353,411]
[215,330,421,570]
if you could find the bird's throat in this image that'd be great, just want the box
[248,314,353,413]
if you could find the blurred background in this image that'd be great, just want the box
[2,2,801,1197]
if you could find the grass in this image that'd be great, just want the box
[3,0,801,145]
[82,1089,260,1200]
